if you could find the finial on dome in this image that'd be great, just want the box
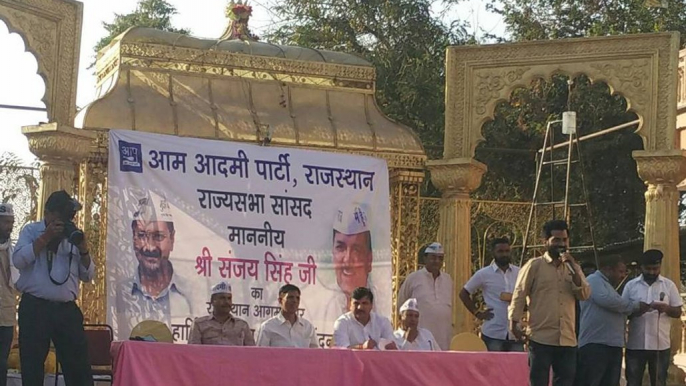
[219,1,259,41]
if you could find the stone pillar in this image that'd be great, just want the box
[23,123,95,216]
[389,169,425,325]
[634,150,686,386]
[427,158,487,338]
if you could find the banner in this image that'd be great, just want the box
[106,130,391,346]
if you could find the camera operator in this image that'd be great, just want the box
[12,190,94,386]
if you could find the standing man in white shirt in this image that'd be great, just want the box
[256,284,319,348]
[397,242,453,351]
[623,249,682,386]
[460,237,522,352]
[333,287,397,350]
[393,298,440,351]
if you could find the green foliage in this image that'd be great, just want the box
[92,0,190,65]
[488,0,686,46]
[0,152,40,238]
[476,76,645,247]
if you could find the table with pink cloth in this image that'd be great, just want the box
[111,341,529,386]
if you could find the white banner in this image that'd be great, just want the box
[106,130,391,346]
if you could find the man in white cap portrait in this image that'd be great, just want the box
[394,298,440,351]
[188,281,255,346]
[398,242,453,351]
[304,203,387,331]
[116,191,193,337]
[332,203,374,307]
[0,203,17,386]
[299,202,389,344]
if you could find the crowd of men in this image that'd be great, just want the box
[458,220,682,386]
[181,218,683,386]
[0,190,682,386]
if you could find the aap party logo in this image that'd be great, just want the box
[118,140,143,173]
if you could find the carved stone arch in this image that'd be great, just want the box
[474,67,644,144]
[0,0,83,124]
[444,33,680,158]
[429,33,686,356]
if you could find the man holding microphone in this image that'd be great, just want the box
[509,220,591,386]
[623,249,682,386]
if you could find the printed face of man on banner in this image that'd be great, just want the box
[133,220,175,275]
[332,203,373,297]
[131,195,176,290]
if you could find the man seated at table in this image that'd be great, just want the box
[188,281,255,346]
[393,298,441,351]
[332,287,397,350]
[256,284,319,348]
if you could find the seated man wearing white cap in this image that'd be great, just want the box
[188,282,255,346]
[398,242,453,351]
[256,284,319,348]
[332,287,397,350]
[394,298,440,351]
[117,193,193,336]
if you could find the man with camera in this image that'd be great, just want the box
[13,190,94,386]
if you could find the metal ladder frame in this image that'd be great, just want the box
[519,118,600,267]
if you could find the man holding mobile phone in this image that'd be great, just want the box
[460,237,522,352]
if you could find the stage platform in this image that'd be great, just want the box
[111,341,529,386]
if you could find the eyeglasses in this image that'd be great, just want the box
[134,232,169,243]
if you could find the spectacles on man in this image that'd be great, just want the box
[134,231,169,243]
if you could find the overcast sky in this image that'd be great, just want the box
[0,0,504,164]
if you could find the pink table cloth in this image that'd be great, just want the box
[111,341,529,386]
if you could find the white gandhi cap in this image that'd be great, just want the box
[333,202,369,235]
[132,191,173,223]
[211,281,232,296]
[0,204,14,217]
[424,242,444,255]
[400,298,420,313]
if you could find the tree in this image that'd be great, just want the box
[475,75,644,249]
[488,0,686,46]
[268,0,469,161]
[0,152,40,239]
[478,0,686,250]
[92,0,190,63]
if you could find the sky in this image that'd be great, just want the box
[0,0,505,165]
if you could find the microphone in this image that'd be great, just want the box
[559,247,575,273]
